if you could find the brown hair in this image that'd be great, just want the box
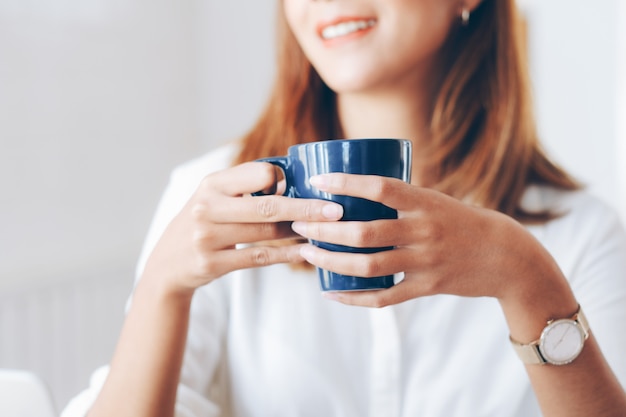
[235,0,579,223]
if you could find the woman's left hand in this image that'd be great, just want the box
[291,173,555,308]
[293,176,626,417]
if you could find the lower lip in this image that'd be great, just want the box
[321,26,375,47]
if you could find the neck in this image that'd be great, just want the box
[337,87,435,186]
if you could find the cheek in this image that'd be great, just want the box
[394,20,452,61]
[389,0,456,44]
[282,0,307,40]
[281,2,323,75]
[380,7,455,68]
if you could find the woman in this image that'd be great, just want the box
[63,0,626,416]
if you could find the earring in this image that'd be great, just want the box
[461,8,470,26]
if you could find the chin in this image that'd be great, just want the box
[317,69,384,95]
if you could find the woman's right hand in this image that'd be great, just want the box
[141,162,343,296]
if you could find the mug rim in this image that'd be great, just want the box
[289,137,411,150]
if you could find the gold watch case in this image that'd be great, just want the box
[510,305,590,365]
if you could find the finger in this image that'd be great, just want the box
[194,222,302,248]
[291,218,417,248]
[195,243,308,279]
[322,281,417,308]
[309,173,417,211]
[201,162,283,197]
[298,244,414,278]
[275,179,287,195]
[193,195,343,224]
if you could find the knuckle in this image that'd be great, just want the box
[192,228,215,248]
[192,229,208,248]
[353,224,377,247]
[190,203,208,222]
[250,247,271,266]
[256,197,279,219]
[198,174,216,191]
[302,202,314,220]
[360,256,383,277]
[420,221,442,242]
[194,256,218,277]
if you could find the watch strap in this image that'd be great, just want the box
[574,306,590,338]
[510,337,545,364]
[510,304,589,365]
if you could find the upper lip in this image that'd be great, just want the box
[316,16,377,39]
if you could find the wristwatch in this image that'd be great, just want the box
[510,305,590,365]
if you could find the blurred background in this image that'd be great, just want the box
[0,0,624,413]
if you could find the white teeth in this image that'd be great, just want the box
[321,19,376,40]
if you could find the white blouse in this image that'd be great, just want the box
[62,144,626,417]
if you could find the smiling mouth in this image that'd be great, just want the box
[320,19,377,40]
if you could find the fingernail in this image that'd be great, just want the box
[309,175,329,189]
[299,245,316,260]
[322,203,343,219]
[322,292,340,301]
[291,221,305,235]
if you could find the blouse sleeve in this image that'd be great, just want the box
[61,146,237,417]
[576,209,626,387]
[546,192,626,388]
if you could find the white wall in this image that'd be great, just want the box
[0,1,201,293]
[0,0,624,412]
[192,1,276,148]
[0,0,276,410]
[519,0,626,218]
[617,0,626,216]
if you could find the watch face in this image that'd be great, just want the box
[539,319,585,365]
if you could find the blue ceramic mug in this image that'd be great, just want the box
[256,138,412,292]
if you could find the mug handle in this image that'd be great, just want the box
[252,157,293,197]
